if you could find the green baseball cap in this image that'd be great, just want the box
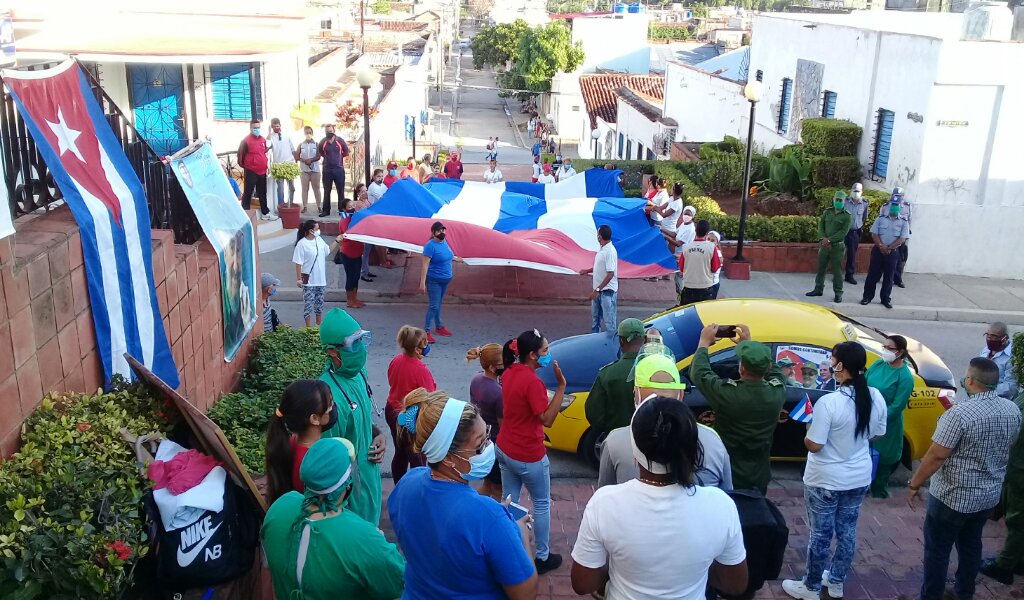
[634,354,684,390]
[775,357,797,368]
[801,362,818,374]
[737,341,773,375]
[617,318,646,343]
[833,190,847,200]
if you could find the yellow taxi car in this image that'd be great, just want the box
[537,299,956,468]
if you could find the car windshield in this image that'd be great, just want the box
[645,307,704,363]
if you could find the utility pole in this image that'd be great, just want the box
[360,0,366,54]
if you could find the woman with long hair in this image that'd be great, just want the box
[867,334,916,498]
[467,343,505,499]
[293,220,334,326]
[264,379,337,505]
[389,389,538,599]
[495,329,566,575]
[571,397,748,598]
[386,325,435,483]
[782,342,887,600]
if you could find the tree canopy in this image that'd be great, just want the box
[472,20,585,93]
[470,19,530,70]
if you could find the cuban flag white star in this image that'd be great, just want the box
[46,107,85,162]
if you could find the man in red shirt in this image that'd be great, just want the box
[383,160,400,187]
[399,158,419,182]
[443,152,463,180]
[678,219,721,306]
[237,119,275,220]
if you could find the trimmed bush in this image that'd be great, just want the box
[707,214,820,243]
[808,156,862,189]
[686,153,745,194]
[802,118,862,157]
[1012,331,1024,387]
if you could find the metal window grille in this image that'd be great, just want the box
[822,90,837,119]
[871,108,895,179]
[777,78,793,134]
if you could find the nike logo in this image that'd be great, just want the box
[176,516,222,567]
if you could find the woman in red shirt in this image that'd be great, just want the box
[337,198,366,308]
[264,379,337,504]
[495,329,566,575]
[386,325,436,483]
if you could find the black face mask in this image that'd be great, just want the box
[436,232,446,241]
[323,404,339,431]
[496,368,505,378]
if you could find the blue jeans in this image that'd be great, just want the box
[801,485,868,591]
[921,496,990,600]
[591,290,617,333]
[361,244,374,277]
[496,446,551,560]
[424,276,451,331]
[272,177,295,205]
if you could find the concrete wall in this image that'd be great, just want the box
[573,14,651,74]
[0,209,261,457]
[615,97,661,159]
[368,59,430,165]
[663,61,747,143]
[550,71,585,145]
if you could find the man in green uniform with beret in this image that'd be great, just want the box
[690,323,787,493]
[981,387,1024,585]
[319,308,387,525]
[807,190,853,303]
[585,318,648,435]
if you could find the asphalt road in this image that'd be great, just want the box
[265,300,988,481]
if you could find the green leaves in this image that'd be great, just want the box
[470,19,529,70]
[473,20,584,93]
[764,147,813,201]
[801,118,863,157]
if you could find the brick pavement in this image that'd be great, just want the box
[380,477,1020,600]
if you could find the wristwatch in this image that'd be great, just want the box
[907,480,920,491]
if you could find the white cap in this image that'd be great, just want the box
[851,183,863,192]
[709,230,721,241]
[683,205,697,215]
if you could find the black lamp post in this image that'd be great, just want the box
[734,69,764,262]
[592,129,601,160]
[357,68,379,186]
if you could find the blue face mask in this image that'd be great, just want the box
[252,128,261,136]
[389,169,398,177]
[269,288,277,297]
[457,442,495,481]
[537,353,553,368]
[421,344,431,357]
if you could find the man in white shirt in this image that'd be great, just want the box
[267,117,296,210]
[483,159,503,184]
[530,155,542,183]
[979,321,1018,399]
[579,225,618,333]
[537,162,555,184]
[558,158,577,181]
[367,168,388,204]
[663,205,697,295]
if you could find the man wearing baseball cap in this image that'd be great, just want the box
[776,357,802,387]
[383,161,400,187]
[585,319,648,437]
[690,324,786,493]
[261,273,281,332]
[844,182,869,284]
[597,349,732,489]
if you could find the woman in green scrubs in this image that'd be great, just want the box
[867,335,916,498]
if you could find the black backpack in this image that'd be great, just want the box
[715,489,789,600]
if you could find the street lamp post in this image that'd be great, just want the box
[734,69,763,264]
[591,129,601,160]
[357,68,379,186]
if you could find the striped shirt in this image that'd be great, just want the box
[263,299,273,332]
[929,390,1021,513]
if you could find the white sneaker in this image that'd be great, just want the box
[266,214,279,221]
[782,579,821,600]
[821,570,843,598]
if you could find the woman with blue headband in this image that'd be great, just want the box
[389,389,538,599]
[262,437,405,599]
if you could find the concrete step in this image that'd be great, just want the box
[258,227,296,254]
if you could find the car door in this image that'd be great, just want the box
[679,348,739,428]
[771,343,834,459]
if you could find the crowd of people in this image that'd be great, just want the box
[256,302,1023,599]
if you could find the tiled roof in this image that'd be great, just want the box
[579,74,664,129]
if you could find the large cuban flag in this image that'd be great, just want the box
[2,60,179,388]
[348,169,676,277]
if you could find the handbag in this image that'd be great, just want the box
[302,239,323,283]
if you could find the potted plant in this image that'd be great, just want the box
[271,162,302,229]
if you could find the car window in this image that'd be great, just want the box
[679,348,739,387]
[775,344,834,391]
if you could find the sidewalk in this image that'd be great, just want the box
[378,478,1018,600]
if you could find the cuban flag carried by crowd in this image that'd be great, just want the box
[2,60,179,387]
[789,393,814,423]
[348,169,677,278]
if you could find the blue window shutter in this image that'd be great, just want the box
[822,91,837,119]
[618,133,624,158]
[637,143,644,160]
[873,109,895,178]
[778,78,793,134]
[210,63,256,121]
[646,148,655,160]
[626,139,632,161]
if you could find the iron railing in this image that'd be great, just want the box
[0,61,203,244]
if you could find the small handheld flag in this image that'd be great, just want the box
[789,394,813,423]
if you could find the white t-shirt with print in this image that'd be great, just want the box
[804,386,888,491]
[483,168,503,184]
[292,236,330,287]
[572,480,746,600]
[592,242,618,292]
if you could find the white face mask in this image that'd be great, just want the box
[682,215,694,224]
[851,191,862,199]
[313,230,321,238]
[880,350,897,363]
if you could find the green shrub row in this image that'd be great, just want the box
[707,214,821,244]
[1012,332,1024,387]
[573,159,710,203]
[0,380,167,598]
[649,23,693,40]
[801,118,863,157]
[808,155,862,189]
[813,187,889,236]
[208,327,326,474]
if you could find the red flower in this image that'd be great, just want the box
[106,540,133,561]
[77,422,91,432]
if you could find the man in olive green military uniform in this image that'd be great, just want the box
[586,318,647,434]
[807,190,853,303]
[690,323,786,493]
[980,389,1024,585]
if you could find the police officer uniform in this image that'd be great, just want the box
[844,183,869,284]
[891,188,912,288]
[860,206,909,309]
[807,191,853,302]
[689,340,787,493]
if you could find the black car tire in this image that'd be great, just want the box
[579,428,607,470]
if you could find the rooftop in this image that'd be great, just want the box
[756,10,968,41]
[616,85,675,125]
[579,73,664,128]
[692,46,749,83]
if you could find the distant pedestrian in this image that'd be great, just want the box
[654,182,683,236]
[708,230,724,299]
[368,168,387,203]
[979,321,1018,399]
[558,158,577,181]
[337,199,367,309]
[891,187,912,288]
[585,318,647,437]
[383,160,400,187]
[295,125,322,214]
[537,163,555,184]
[261,272,280,333]
[417,154,434,183]
[238,118,275,220]
[317,124,350,218]
[663,204,697,296]
[385,325,435,484]
[781,342,887,600]
[867,334,915,499]
[466,342,505,500]
[293,220,330,327]
[908,358,1021,600]
[806,190,852,303]
[483,159,503,184]
[443,151,463,179]
[531,155,541,182]
[531,141,542,159]
[678,220,720,306]
[527,116,536,138]
[547,137,556,154]
[268,117,296,208]
[579,224,618,333]
[859,200,909,309]
[419,221,456,344]
[399,158,418,181]
[844,183,869,284]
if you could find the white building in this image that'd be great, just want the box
[570,73,665,161]
[569,13,651,74]
[663,47,749,143]
[662,9,1024,279]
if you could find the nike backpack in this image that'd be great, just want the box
[144,475,260,592]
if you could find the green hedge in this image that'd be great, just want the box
[707,214,821,243]
[574,160,707,202]
[649,23,692,40]
[802,119,863,157]
[1012,332,1024,387]
[808,156,862,189]
[814,187,889,239]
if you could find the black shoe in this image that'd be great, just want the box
[860,299,871,305]
[845,275,857,285]
[365,271,378,278]
[360,275,374,283]
[535,553,563,575]
[318,211,330,218]
[980,558,1014,585]
[834,294,843,303]
[806,290,824,297]
[882,301,893,309]
[894,281,906,288]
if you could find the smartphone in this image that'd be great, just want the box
[507,501,529,522]
[715,325,738,338]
